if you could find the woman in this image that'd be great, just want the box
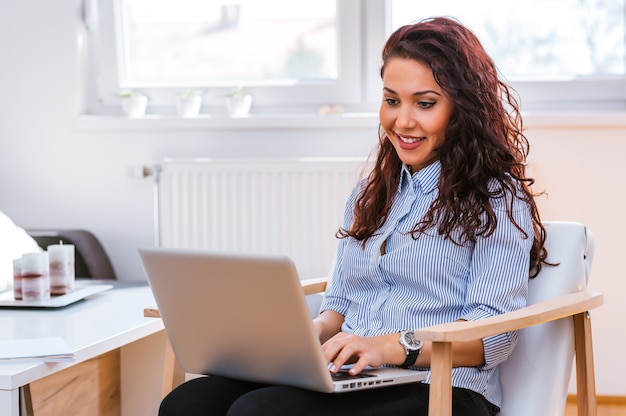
[159,17,547,416]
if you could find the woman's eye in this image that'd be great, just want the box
[385,98,399,106]
[418,101,435,109]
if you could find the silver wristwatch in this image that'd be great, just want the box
[398,330,423,368]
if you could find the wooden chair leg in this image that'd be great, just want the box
[144,309,186,397]
[162,336,185,398]
[428,341,453,416]
[573,311,598,416]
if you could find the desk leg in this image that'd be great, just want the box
[163,336,185,397]
[21,385,34,416]
[0,389,19,416]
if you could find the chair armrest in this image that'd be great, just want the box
[144,308,161,318]
[413,291,604,342]
[302,277,329,295]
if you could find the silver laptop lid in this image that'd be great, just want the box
[139,247,336,392]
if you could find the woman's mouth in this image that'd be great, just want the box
[398,134,424,144]
[396,133,425,149]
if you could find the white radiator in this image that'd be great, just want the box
[157,157,369,279]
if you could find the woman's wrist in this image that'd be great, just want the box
[381,332,409,366]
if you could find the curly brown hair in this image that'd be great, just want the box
[340,17,547,277]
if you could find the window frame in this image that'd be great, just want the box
[86,0,366,114]
[81,0,626,116]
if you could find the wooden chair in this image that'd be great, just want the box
[147,221,603,415]
[144,307,186,397]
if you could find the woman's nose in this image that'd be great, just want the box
[395,105,417,129]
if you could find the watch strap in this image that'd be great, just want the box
[400,347,420,368]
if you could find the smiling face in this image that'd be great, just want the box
[379,58,455,173]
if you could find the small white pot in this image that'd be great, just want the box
[225,95,252,117]
[176,95,203,118]
[121,96,148,117]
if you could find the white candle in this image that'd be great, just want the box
[48,243,75,295]
[21,251,50,301]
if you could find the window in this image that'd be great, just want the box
[390,0,626,111]
[86,0,362,113]
[392,0,626,79]
[120,1,340,85]
[83,0,626,116]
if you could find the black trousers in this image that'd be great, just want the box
[159,376,500,416]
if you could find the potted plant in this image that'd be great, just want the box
[175,89,205,118]
[117,89,148,117]
[224,86,252,117]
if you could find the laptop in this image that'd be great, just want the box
[138,247,427,393]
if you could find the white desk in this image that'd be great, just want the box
[0,285,166,416]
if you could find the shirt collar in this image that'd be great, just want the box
[401,161,441,195]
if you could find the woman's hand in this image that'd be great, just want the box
[322,332,404,376]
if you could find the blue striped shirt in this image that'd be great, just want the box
[320,161,532,407]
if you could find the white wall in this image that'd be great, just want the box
[525,124,625,397]
[0,0,623,397]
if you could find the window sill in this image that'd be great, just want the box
[75,111,626,131]
[75,113,380,130]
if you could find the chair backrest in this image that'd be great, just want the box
[26,229,118,280]
[499,221,594,415]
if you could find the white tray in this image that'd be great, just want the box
[0,284,113,308]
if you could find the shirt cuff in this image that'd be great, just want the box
[481,331,517,370]
[460,308,518,370]
[319,296,350,316]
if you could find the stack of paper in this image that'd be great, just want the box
[0,337,75,362]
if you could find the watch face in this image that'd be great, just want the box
[402,331,423,350]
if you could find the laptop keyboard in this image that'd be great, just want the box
[331,370,376,381]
